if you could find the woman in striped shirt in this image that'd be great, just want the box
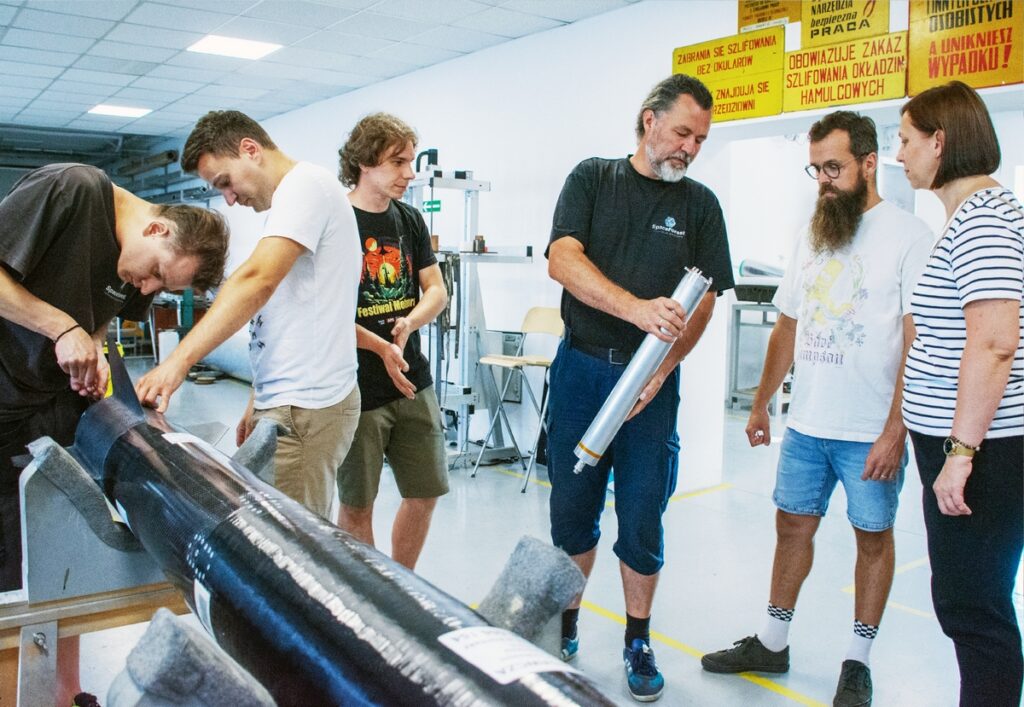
[897,80,1023,707]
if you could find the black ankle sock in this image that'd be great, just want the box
[625,613,650,647]
[561,608,580,639]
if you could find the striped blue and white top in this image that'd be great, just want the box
[903,187,1024,438]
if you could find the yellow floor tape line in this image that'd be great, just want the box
[580,600,827,706]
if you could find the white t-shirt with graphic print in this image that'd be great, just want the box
[250,161,362,410]
[773,200,933,442]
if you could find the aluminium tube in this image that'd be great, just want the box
[572,267,712,474]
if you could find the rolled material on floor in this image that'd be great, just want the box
[573,267,712,474]
[476,536,585,641]
[70,341,614,707]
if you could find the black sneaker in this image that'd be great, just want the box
[701,635,790,674]
[833,659,872,706]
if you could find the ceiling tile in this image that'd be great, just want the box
[170,0,254,11]
[243,0,354,27]
[328,12,432,41]
[89,40,178,63]
[328,54,418,78]
[295,30,393,56]
[0,5,15,24]
[29,97,97,110]
[130,76,205,93]
[104,23,205,50]
[13,8,116,38]
[409,25,504,53]
[164,51,248,73]
[193,84,269,100]
[210,73,295,91]
[74,55,160,75]
[61,68,137,87]
[453,6,563,37]
[123,2,236,33]
[372,42,460,66]
[374,0,491,24]
[3,28,96,53]
[67,117,135,131]
[260,46,354,71]
[304,0,379,8]
[146,64,228,84]
[501,0,629,22]
[27,1,140,21]
[11,113,77,127]
[45,80,120,99]
[4,75,52,89]
[0,98,30,111]
[214,16,317,45]
[0,85,41,99]
[112,87,181,103]
[0,59,65,78]
[0,45,79,67]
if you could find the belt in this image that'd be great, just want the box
[568,333,635,365]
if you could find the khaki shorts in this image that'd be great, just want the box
[338,386,449,508]
[253,385,360,520]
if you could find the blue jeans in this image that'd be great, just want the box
[911,431,1023,707]
[773,428,906,531]
[546,339,680,575]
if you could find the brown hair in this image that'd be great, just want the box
[338,113,417,187]
[158,204,230,292]
[808,110,878,158]
[181,110,278,174]
[900,81,1000,188]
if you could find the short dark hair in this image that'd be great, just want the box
[158,204,229,292]
[635,74,713,141]
[181,110,278,174]
[338,112,418,187]
[900,81,1000,189]
[808,110,878,158]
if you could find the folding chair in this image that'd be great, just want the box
[472,307,564,491]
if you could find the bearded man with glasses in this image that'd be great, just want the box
[701,111,933,707]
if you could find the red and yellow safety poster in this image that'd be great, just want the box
[784,31,908,110]
[738,0,802,32]
[673,26,785,122]
[908,0,1023,94]
[802,0,891,47]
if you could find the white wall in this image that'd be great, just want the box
[207,0,1024,491]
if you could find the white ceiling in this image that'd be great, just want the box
[0,0,640,139]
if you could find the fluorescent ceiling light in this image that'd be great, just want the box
[187,34,282,60]
[89,104,151,118]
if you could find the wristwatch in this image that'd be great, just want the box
[943,435,980,458]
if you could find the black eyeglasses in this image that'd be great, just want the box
[804,155,862,180]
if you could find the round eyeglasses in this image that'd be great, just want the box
[804,155,862,180]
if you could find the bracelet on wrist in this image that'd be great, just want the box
[53,323,82,345]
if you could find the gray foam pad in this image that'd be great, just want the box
[477,536,586,641]
[27,437,141,552]
[232,417,285,485]
[113,608,274,706]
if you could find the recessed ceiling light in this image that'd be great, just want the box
[187,34,282,60]
[88,104,152,118]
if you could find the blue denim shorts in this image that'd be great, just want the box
[773,428,907,531]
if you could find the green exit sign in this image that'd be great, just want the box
[422,200,441,213]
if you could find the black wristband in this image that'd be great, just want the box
[53,323,82,345]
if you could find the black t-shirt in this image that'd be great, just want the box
[0,163,152,420]
[353,200,437,411]
[547,157,735,352]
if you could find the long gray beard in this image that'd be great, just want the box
[646,143,689,182]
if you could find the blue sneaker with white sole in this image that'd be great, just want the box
[623,638,664,702]
[561,635,579,662]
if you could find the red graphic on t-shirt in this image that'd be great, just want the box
[362,237,405,286]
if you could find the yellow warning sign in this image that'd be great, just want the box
[673,27,785,81]
[738,0,802,32]
[710,73,784,122]
[784,31,908,111]
[802,0,891,47]
[908,0,1023,94]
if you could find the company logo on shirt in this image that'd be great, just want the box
[103,284,128,303]
[651,215,685,237]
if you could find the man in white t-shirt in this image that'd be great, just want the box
[701,112,933,707]
[136,110,362,519]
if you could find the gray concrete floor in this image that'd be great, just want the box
[74,359,1021,706]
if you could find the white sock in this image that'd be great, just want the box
[845,620,878,665]
[758,604,793,652]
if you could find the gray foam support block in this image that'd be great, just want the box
[107,608,275,707]
[476,536,586,641]
[231,417,285,485]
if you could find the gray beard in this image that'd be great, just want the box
[646,143,688,182]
